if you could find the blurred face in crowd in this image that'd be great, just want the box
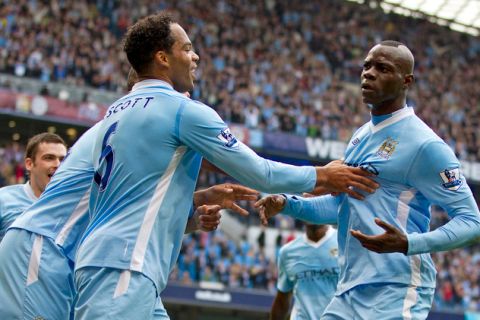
[360,44,414,115]
[25,142,67,197]
[164,23,199,93]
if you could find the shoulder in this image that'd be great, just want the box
[0,184,24,198]
[279,236,302,256]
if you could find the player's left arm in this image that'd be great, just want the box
[352,140,480,254]
[405,140,480,254]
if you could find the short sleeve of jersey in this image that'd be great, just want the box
[176,100,316,194]
[276,248,294,293]
[406,140,472,206]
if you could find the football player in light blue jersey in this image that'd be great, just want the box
[0,120,260,320]
[74,13,379,319]
[271,224,339,320]
[256,41,480,319]
[0,132,66,241]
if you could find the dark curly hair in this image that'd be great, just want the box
[123,13,176,74]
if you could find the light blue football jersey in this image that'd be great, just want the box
[277,227,339,319]
[76,79,317,294]
[281,106,480,295]
[10,123,100,261]
[0,183,37,241]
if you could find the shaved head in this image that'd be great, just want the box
[361,40,415,113]
[374,40,414,74]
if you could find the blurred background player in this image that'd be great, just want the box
[0,133,66,241]
[73,12,378,319]
[256,41,480,319]
[271,224,338,320]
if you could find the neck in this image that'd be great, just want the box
[29,181,42,198]
[306,227,327,242]
[137,73,173,87]
[370,97,406,116]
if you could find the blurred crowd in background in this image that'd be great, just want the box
[1,0,480,313]
[1,0,479,159]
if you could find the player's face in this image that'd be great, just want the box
[25,142,67,196]
[167,23,199,93]
[360,45,405,109]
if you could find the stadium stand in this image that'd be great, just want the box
[1,0,480,317]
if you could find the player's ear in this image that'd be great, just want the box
[404,74,414,89]
[25,157,34,171]
[154,50,169,68]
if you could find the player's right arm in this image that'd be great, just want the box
[177,100,378,197]
[255,194,340,226]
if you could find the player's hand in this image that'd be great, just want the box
[315,160,379,200]
[193,204,222,232]
[302,186,340,198]
[194,183,259,216]
[254,195,286,226]
[350,218,408,254]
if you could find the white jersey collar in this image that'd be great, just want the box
[131,79,174,92]
[369,106,414,134]
[303,226,335,248]
[24,182,38,201]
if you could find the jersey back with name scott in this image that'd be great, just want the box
[77,84,203,293]
[336,107,473,294]
[77,80,316,294]
[277,228,339,319]
[11,124,100,261]
[0,183,36,241]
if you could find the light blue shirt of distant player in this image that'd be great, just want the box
[0,182,37,241]
[280,106,480,295]
[76,79,317,295]
[10,123,100,261]
[277,227,339,319]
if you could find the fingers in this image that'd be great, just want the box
[259,208,269,226]
[230,203,249,216]
[254,198,266,208]
[226,184,259,195]
[345,188,365,200]
[233,194,259,201]
[374,218,398,233]
[348,172,379,192]
[197,205,222,231]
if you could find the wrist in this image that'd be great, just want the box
[315,167,328,188]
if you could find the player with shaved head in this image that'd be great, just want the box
[256,41,480,319]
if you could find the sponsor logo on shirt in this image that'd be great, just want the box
[351,138,360,146]
[217,128,239,148]
[440,168,462,191]
[376,137,398,160]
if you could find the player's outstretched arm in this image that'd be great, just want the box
[254,195,286,226]
[270,290,292,320]
[194,183,259,216]
[350,218,408,254]
[315,160,379,200]
[185,204,222,233]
